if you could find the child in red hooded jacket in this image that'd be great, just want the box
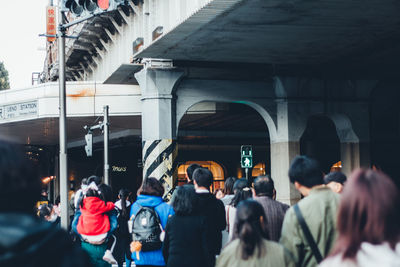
[77,182,116,264]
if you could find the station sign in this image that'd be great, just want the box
[0,101,38,121]
[46,6,57,42]
[241,145,253,168]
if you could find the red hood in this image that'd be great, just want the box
[82,197,114,212]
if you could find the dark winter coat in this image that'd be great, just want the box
[162,214,213,267]
[194,192,226,257]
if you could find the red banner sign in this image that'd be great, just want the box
[98,0,110,10]
[46,6,56,42]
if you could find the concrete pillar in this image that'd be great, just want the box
[271,141,301,205]
[135,67,184,195]
[331,112,370,177]
[270,100,307,205]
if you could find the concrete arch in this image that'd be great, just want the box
[328,113,359,143]
[176,98,278,142]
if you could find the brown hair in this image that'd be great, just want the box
[331,169,400,259]
[137,177,164,197]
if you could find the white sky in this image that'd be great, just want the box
[0,0,49,89]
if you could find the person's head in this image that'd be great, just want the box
[214,189,224,200]
[87,175,102,186]
[233,178,250,193]
[324,171,347,193]
[41,189,48,198]
[98,183,113,202]
[138,177,164,197]
[253,175,275,198]
[186,163,201,183]
[193,168,213,189]
[80,178,88,190]
[223,177,237,195]
[234,200,268,260]
[332,169,400,259]
[289,155,323,196]
[231,186,253,207]
[80,182,103,207]
[38,203,57,222]
[172,185,198,216]
[0,140,40,213]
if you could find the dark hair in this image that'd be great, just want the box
[118,188,130,217]
[0,140,40,213]
[193,168,213,188]
[231,186,253,207]
[288,155,323,188]
[38,203,53,219]
[233,178,250,191]
[138,177,164,197]
[80,188,102,208]
[331,169,400,259]
[172,185,197,216]
[87,175,102,186]
[98,183,113,202]
[234,200,268,260]
[223,177,237,195]
[324,171,347,185]
[186,163,201,181]
[254,176,274,197]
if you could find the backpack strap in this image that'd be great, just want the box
[293,204,323,264]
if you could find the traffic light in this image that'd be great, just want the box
[85,133,93,157]
[63,0,127,17]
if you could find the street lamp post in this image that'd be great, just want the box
[58,0,69,230]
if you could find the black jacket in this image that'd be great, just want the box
[162,215,213,267]
[0,213,92,267]
[194,192,226,256]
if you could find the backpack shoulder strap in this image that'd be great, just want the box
[293,204,323,263]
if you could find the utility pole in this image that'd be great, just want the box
[103,105,110,185]
[58,0,69,230]
[84,105,110,185]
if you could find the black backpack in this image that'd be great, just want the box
[131,204,163,251]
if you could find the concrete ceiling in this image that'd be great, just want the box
[0,116,141,146]
[136,0,400,75]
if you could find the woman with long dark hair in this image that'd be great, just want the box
[162,185,212,267]
[320,169,400,267]
[114,188,132,267]
[225,179,253,242]
[216,200,294,267]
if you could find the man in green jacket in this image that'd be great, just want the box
[280,156,340,267]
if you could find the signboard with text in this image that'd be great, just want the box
[0,101,38,121]
[46,6,57,42]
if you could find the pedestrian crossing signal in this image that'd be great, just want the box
[241,145,253,168]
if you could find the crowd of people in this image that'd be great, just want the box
[0,139,399,267]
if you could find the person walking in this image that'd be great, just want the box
[216,200,294,267]
[253,175,289,241]
[77,182,116,266]
[162,185,213,267]
[192,168,226,264]
[280,156,340,267]
[130,177,174,267]
[225,179,252,242]
[320,169,400,267]
[114,188,132,267]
